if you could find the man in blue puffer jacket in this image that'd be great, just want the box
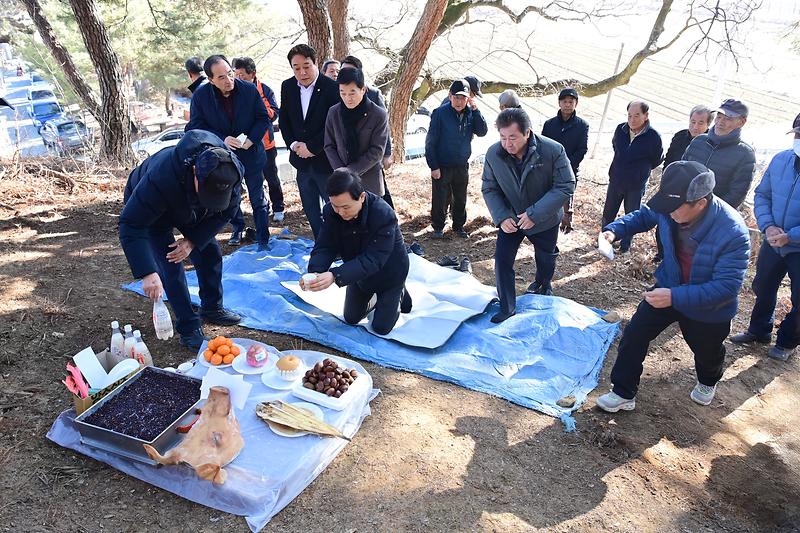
[120,130,245,350]
[596,161,750,412]
[730,113,800,361]
[425,79,488,239]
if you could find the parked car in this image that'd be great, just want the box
[28,86,56,102]
[131,127,185,160]
[29,98,64,128]
[30,72,46,84]
[39,117,92,156]
[406,108,431,135]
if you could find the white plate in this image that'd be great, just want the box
[231,344,278,375]
[196,342,245,369]
[265,402,324,438]
[261,367,304,390]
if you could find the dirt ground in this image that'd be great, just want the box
[0,152,798,533]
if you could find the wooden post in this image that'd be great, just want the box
[590,43,624,159]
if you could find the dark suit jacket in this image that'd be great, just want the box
[185,78,268,177]
[324,99,389,196]
[308,192,408,292]
[279,74,340,174]
[366,86,391,157]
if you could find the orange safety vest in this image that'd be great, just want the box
[254,77,277,150]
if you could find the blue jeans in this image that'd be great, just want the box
[148,228,223,335]
[231,171,270,245]
[747,243,800,348]
[494,224,559,314]
[602,181,647,251]
[296,168,330,238]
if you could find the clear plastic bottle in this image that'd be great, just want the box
[110,321,124,360]
[132,330,153,366]
[152,299,174,340]
[123,324,136,360]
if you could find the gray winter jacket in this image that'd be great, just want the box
[682,128,755,208]
[481,134,575,235]
[324,98,389,196]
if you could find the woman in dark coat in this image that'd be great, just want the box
[324,68,389,197]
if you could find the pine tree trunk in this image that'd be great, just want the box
[388,0,448,160]
[297,0,333,64]
[19,0,102,120]
[67,0,134,165]
[329,0,350,60]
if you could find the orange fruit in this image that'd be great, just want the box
[230,345,240,356]
[207,338,219,350]
[217,345,230,356]
[224,338,233,347]
[210,354,223,366]
[222,354,234,364]
[203,349,213,361]
[216,336,228,345]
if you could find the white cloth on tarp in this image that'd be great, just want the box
[47,351,378,532]
[282,254,497,349]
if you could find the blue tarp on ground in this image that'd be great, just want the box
[125,237,619,424]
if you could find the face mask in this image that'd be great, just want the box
[793,139,800,158]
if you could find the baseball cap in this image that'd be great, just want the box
[558,87,579,101]
[788,112,800,134]
[449,79,470,97]
[647,161,716,214]
[716,98,748,118]
[498,89,521,108]
[194,147,242,211]
[464,75,482,96]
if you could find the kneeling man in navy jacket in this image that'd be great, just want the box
[597,161,750,412]
[302,169,412,335]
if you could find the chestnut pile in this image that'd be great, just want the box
[302,358,358,398]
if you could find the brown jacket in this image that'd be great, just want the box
[324,98,389,195]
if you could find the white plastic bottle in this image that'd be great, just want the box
[110,321,124,360]
[123,324,136,360]
[152,299,174,340]
[132,330,153,366]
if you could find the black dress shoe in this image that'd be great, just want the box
[179,328,207,350]
[200,308,242,326]
[407,241,425,257]
[400,288,413,314]
[458,257,472,274]
[229,230,243,246]
[491,310,516,324]
[525,281,542,295]
[437,255,459,268]
[243,227,257,243]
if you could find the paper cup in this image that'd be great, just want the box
[301,273,317,290]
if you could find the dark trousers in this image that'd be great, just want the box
[382,175,394,209]
[611,300,730,399]
[264,147,285,213]
[602,181,647,251]
[231,171,270,245]
[494,224,559,314]
[431,164,469,231]
[343,283,405,335]
[148,227,223,335]
[747,243,800,348]
[296,168,330,239]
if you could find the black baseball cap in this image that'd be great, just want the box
[648,161,716,214]
[559,87,579,101]
[788,112,800,134]
[449,79,470,97]
[464,75,482,96]
[194,147,242,211]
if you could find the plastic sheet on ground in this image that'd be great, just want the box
[123,237,619,420]
[48,351,378,532]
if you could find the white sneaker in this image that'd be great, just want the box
[596,391,636,412]
[272,211,285,223]
[690,382,716,406]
